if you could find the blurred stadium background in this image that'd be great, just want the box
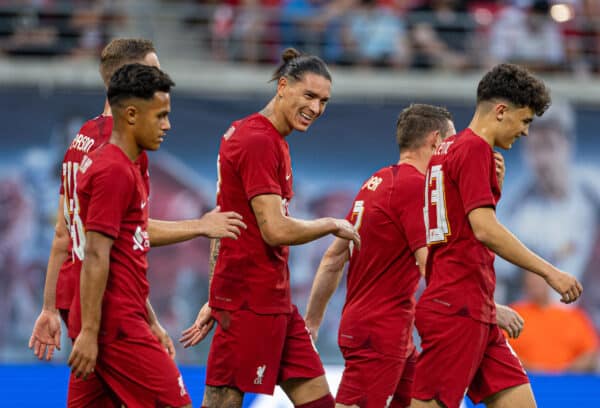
[1,0,600,406]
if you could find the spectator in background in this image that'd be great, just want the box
[279,0,353,63]
[508,271,598,372]
[211,0,281,63]
[495,100,600,332]
[488,0,566,71]
[407,0,475,70]
[339,0,411,67]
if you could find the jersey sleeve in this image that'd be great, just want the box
[452,139,496,214]
[236,129,282,200]
[391,174,427,252]
[84,164,134,239]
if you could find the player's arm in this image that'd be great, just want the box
[468,207,582,303]
[147,206,246,247]
[414,247,428,277]
[305,238,350,341]
[146,298,176,359]
[29,194,69,360]
[68,230,112,379]
[180,238,220,348]
[250,194,360,247]
[495,303,524,339]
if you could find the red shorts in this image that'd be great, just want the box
[68,335,191,408]
[412,309,529,408]
[206,304,325,395]
[337,345,417,408]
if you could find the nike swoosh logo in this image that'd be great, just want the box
[286,174,291,180]
[141,201,147,209]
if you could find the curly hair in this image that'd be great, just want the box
[271,47,332,83]
[107,63,175,107]
[396,104,453,151]
[477,63,551,116]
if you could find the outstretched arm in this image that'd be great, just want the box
[29,195,69,360]
[148,206,246,247]
[250,194,360,248]
[305,238,350,341]
[468,207,582,303]
[68,231,113,379]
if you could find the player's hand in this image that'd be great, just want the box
[150,321,176,359]
[180,302,215,348]
[68,329,98,380]
[29,309,62,361]
[496,304,524,339]
[331,219,361,250]
[199,206,247,239]
[545,269,583,304]
[494,151,505,190]
[305,323,320,343]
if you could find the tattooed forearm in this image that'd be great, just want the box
[209,239,220,285]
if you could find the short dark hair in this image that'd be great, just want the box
[107,63,175,107]
[396,104,453,151]
[271,47,332,83]
[477,63,551,116]
[99,38,156,86]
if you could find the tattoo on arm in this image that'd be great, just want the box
[209,239,221,285]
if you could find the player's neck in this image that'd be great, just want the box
[102,99,112,116]
[468,113,496,147]
[260,98,292,137]
[398,150,428,174]
[110,130,141,161]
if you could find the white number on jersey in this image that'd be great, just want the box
[349,200,364,256]
[424,164,451,244]
[63,161,86,260]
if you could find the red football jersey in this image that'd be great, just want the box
[68,144,152,343]
[211,113,294,314]
[339,164,425,357]
[419,129,501,323]
[57,115,112,310]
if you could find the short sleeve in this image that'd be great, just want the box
[236,130,282,200]
[84,164,134,239]
[391,174,427,252]
[452,139,496,214]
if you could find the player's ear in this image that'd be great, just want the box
[495,103,508,122]
[277,76,288,99]
[125,105,137,125]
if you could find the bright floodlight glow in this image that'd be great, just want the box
[550,4,573,23]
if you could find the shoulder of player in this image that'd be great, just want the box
[85,146,136,178]
[230,114,278,142]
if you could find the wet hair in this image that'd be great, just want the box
[477,63,551,116]
[271,48,332,83]
[396,104,453,151]
[99,38,156,86]
[107,63,175,107]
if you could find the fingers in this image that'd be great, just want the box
[225,211,245,222]
[179,325,209,348]
[166,339,176,359]
[228,217,247,229]
[352,232,361,251]
[46,344,56,361]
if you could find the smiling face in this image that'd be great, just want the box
[495,105,535,150]
[132,91,171,151]
[278,72,331,134]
